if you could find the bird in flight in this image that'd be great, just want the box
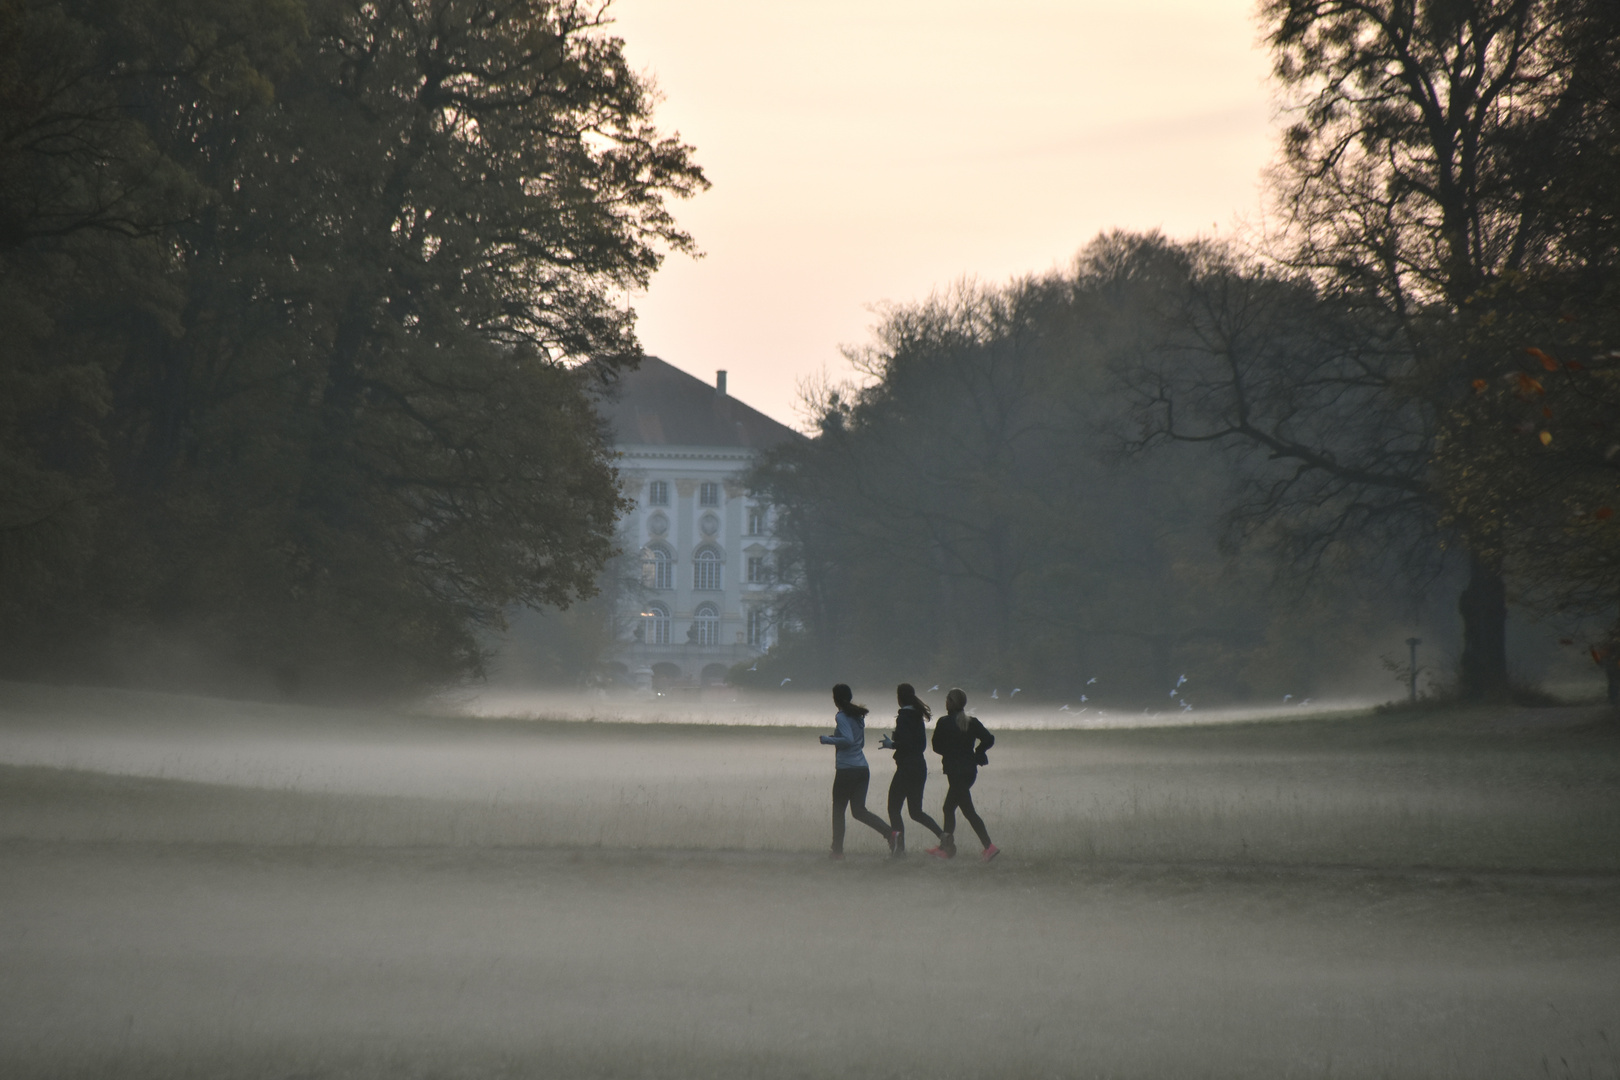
[1176,674,1187,687]
[1282,694,1292,702]
[781,678,793,686]
[990,689,999,699]
[1086,677,1097,685]
[928,684,940,692]
[1011,688,1022,697]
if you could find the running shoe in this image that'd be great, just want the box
[982,843,1001,862]
[887,829,900,854]
[829,850,844,860]
[925,845,953,859]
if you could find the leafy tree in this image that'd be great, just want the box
[0,0,705,694]
[1128,0,1618,698]
[748,238,1409,702]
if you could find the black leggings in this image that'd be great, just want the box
[942,770,992,849]
[831,767,891,853]
[887,764,943,847]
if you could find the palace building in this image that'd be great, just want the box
[595,358,799,689]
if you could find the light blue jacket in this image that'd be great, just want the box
[819,710,869,769]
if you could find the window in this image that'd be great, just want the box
[699,481,720,507]
[693,548,721,590]
[693,603,720,646]
[647,480,669,506]
[747,506,767,535]
[746,556,767,584]
[747,608,767,647]
[646,545,674,590]
[643,603,670,645]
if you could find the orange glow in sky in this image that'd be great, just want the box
[608,0,1279,427]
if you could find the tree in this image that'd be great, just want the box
[748,240,1409,702]
[1129,0,1618,697]
[0,0,706,694]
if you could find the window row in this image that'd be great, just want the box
[644,546,770,590]
[640,604,771,647]
[644,480,726,508]
[644,547,722,590]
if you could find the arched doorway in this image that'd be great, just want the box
[650,662,682,691]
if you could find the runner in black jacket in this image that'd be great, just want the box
[878,683,944,857]
[927,687,999,861]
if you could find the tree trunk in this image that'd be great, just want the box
[1457,552,1509,699]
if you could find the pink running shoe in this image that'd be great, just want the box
[925,845,953,859]
[887,829,901,854]
[981,844,1001,862]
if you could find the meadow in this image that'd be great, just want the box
[1,680,1618,1078]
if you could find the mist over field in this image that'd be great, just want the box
[3,681,1619,1079]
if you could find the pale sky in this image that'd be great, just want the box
[607,0,1280,428]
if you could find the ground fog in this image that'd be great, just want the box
[1,681,1617,1078]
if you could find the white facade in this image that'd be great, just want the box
[598,359,797,689]
[615,448,785,687]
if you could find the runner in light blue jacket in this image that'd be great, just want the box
[819,683,897,858]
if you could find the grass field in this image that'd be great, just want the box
[2,681,1618,1078]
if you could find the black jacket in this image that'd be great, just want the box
[932,712,994,776]
[887,705,929,767]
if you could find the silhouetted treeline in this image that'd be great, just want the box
[0,0,703,695]
[739,235,1425,702]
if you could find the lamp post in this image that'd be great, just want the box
[1405,637,1422,703]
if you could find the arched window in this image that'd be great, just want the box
[645,544,674,590]
[693,547,722,590]
[693,603,720,646]
[643,603,670,645]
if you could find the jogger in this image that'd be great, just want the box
[941,772,991,851]
[928,687,999,861]
[879,682,943,856]
[819,683,895,857]
[831,766,888,854]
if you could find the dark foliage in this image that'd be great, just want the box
[0,0,705,696]
[745,235,1411,704]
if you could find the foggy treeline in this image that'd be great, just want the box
[0,0,702,696]
[736,235,1425,703]
[728,0,1620,704]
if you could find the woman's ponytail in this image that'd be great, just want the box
[896,682,932,721]
[832,683,869,722]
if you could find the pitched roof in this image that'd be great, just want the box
[594,356,801,450]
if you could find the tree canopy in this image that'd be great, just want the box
[1121,0,1620,698]
[0,0,704,696]
[743,235,1417,704]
